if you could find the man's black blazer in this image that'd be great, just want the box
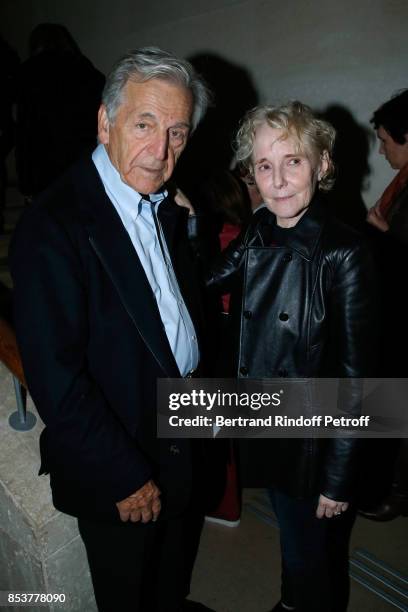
[9,155,203,521]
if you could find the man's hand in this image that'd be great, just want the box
[367,202,389,232]
[316,494,349,519]
[116,479,161,523]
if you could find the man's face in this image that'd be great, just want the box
[377,125,408,170]
[252,124,327,227]
[98,78,193,194]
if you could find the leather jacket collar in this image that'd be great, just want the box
[254,192,327,261]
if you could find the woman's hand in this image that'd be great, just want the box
[367,201,389,232]
[174,188,196,216]
[316,494,349,519]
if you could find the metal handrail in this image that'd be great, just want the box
[0,317,36,430]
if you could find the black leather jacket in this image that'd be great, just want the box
[206,195,377,500]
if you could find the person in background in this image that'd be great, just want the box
[175,170,252,530]
[204,102,376,612]
[15,24,105,201]
[367,89,408,242]
[10,46,213,612]
[199,170,253,527]
[198,170,252,313]
[0,35,19,233]
[360,89,408,521]
[235,162,265,215]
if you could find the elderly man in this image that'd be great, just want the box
[10,47,211,612]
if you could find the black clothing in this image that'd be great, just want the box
[268,488,355,612]
[0,37,20,230]
[78,516,188,612]
[15,50,104,196]
[9,154,203,522]
[206,196,377,500]
[358,179,408,512]
[386,180,408,246]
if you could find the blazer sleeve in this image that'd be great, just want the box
[320,240,377,501]
[9,204,152,509]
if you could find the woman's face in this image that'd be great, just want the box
[252,124,327,227]
[377,125,408,170]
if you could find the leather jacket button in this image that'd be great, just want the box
[283,253,292,262]
[239,366,249,376]
[243,310,252,319]
[278,368,288,377]
[279,312,289,321]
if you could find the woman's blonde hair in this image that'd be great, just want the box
[234,101,336,191]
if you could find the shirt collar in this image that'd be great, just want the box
[254,192,326,261]
[92,143,168,222]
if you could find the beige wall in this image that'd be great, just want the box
[2,0,408,205]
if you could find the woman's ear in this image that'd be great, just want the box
[318,150,330,181]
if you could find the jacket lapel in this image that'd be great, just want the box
[254,194,326,260]
[78,157,180,377]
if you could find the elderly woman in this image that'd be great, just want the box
[201,102,376,612]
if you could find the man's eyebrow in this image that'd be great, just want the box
[137,112,155,120]
[134,112,190,130]
[170,121,191,130]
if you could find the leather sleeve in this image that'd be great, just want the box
[205,227,248,294]
[321,240,377,501]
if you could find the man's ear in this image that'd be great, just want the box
[318,150,330,181]
[98,105,110,145]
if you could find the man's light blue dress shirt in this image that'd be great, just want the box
[92,144,199,376]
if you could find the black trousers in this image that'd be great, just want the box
[269,489,355,612]
[78,515,191,612]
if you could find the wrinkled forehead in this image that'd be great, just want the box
[252,121,311,158]
[117,76,192,115]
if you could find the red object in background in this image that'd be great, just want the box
[220,222,241,313]
[205,441,241,527]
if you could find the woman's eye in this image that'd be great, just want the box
[136,122,147,130]
[257,164,270,172]
[288,158,301,166]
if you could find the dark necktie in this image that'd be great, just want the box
[140,194,167,262]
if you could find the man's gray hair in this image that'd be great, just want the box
[102,46,211,132]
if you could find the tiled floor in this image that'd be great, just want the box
[190,490,408,612]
